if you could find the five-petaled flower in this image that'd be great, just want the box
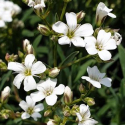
[31,78,65,106]
[81,66,112,88]
[52,12,94,47]
[8,54,46,91]
[76,104,98,125]
[85,29,117,61]
[19,96,44,121]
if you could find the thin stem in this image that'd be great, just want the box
[59,55,91,70]
[60,2,68,21]
[54,41,57,67]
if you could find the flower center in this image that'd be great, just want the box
[24,69,31,76]
[27,107,34,115]
[67,30,74,39]
[95,42,103,51]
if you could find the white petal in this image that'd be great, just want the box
[104,39,117,50]
[79,104,88,115]
[25,54,35,68]
[84,106,91,119]
[8,62,25,73]
[52,21,68,35]
[13,74,25,89]
[98,50,111,61]
[31,61,46,75]
[24,76,36,91]
[0,20,5,27]
[31,91,45,102]
[75,24,94,37]
[45,94,57,106]
[19,101,28,111]
[108,13,116,18]
[100,78,112,87]
[26,96,35,107]
[28,0,35,7]
[58,36,71,45]
[34,103,44,112]
[66,12,77,31]
[21,112,30,119]
[53,84,65,95]
[81,118,98,125]
[31,112,41,121]
[71,37,85,47]
[76,113,82,122]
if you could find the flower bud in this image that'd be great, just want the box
[77,11,85,23]
[79,84,86,93]
[54,115,61,122]
[63,106,70,117]
[70,105,79,116]
[0,109,11,119]
[5,53,18,62]
[44,109,52,117]
[49,67,60,78]
[63,86,73,104]
[0,60,7,71]
[23,39,30,51]
[18,51,24,59]
[1,86,10,102]
[26,44,34,54]
[15,112,21,118]
[112,32,122,45]
[84,97,95,106]
[47,119,57,125]
[38,24,51,36]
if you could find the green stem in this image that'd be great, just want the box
[54,41,58,67]
[59,55,91,70]
[23,120,46,125]
[60,2,68,21]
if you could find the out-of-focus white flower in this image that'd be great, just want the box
[28,0,45,9]
[19,96,44,121]
[76,104,98,125]
[8,54,46,91]
[52,12,93,47]
[85,30,117,61]
[96,2,116,24]
[47,119,57,125]
[81,66,112,88]
[112,32,122,45]
[31,78,65,106]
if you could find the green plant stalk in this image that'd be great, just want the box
[54,41,57,67]
[60,2,68,21]
[59,55,91,70]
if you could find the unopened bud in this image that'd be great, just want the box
[77,11,85,23]
[1,86,10,102]
[0,109,11,119]
[0,60,7,71]
[49,67,60,78]
[18,51,24,59]
[47,119,57,125]
[38,24,51,36]
[5,53,18,62]
[63,110,70,117]
[79,84,86,93]
[23,39,30,51]
[26,44,34,54]
[15,112,21,118]
[84,97,95,106]
[70,105,79,116]
[44,109,52,117]
[40,73,47,80]
[64,86,73,104]
[54,115,61,122]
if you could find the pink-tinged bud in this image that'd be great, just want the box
[23,39,30,51]
[5,53,18,62]
[64,86,73,104]
[49,67,60,78]
[77,11,85,23]
[1,86,10,102]
[84,97,95,106]
[38,24,51,36]
[26,44,34,54]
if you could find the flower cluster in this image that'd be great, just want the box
[0,0,21,27]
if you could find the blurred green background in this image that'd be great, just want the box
[0,0,125,125]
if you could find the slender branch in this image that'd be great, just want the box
[54,41,58,67]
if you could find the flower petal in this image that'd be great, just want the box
[21,112,30,119]
[0,20,5,27]
[66,12,77,31]
[79,104,88,116]
[24,76,36,91]
[81,118,98,125]
[100,78,112,87]
[71,37,85,47]
[53,84,65,95]
[58,36,71,45]
[13,74,25,89]
[76,113,82,122]
[104,39,117,50]
[45,94,57,106]
[52,21,68,35]
[98,50,111,61]
[25,54,35,68]
[31,61,46,75]
[108,13,116,18]
[31,112,41,121]
[19,101,28,111]
[75,24,94,37]
[34,103,44,112]
[31,91,45,102]
[26,96,35,107]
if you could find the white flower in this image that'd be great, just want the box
[47,119,57,125]
[85,30,117,61]
[96,2,116,24]
[8,54,46,91]
[1,86,10,101]
[52,12,93,47]
[112,32,122,45]
[76,104,98,125]
[31,78,65,106]
[19,96,44,121]
[81,66,112,88]
[28,0,45,9]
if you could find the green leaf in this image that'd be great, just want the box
[120,78,125,99]
[118,45,125,78]
[60,51,79,66]
[33,35,42,49]
[22,29,34,37]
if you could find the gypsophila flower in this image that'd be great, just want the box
[52,12,93,47]
[85,29,117,61]
[76,104,98,125]
[112,32,122,45]
[31,78,65,106]
[81,66,112,88]
[19,96,44,121]
[96,2,116,24]
[8,54,46,91]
